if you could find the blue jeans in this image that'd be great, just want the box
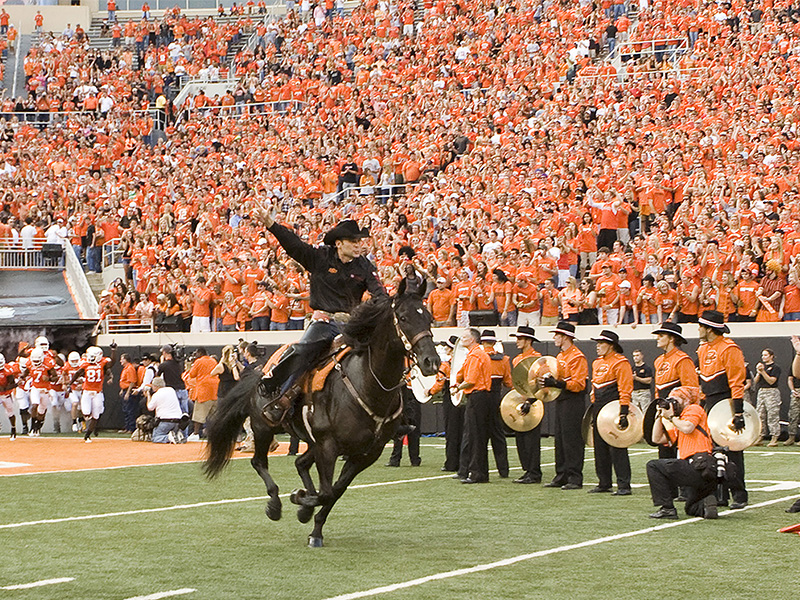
[270,321,288,331]
[152,420,179,443]
[268,319,340,394]
[251,316,270,331]
[87,246,102,272]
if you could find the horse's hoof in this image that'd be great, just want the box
[266,499,282,521]
[290,488,307,505]
[297,505,314,524]
[308,536,324,548]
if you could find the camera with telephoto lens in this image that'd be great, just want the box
[713,450,728,480]
[658,397,681,415]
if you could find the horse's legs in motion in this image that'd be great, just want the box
[308,442,385,547]
[293,447,318,523]
[250,419,282,521]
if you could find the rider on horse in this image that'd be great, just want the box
[256,207,387,425]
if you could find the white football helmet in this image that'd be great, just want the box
[0,353,5,369]
[30,348,45,368]
[35,336,50,352]
[68,351,81,367]
[87,346,103,363]
[18,357,27,370]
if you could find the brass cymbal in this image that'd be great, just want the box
[596,401,644,448]
[528,356,561,403]
[512,357,537,397]
[707,400,761,451]
[499,390,543,432]
[582,404,594,447]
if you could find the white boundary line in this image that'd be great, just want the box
[0,450,660,530]
[122,589,196,600]
[0,456,251,478]
[320,493,800,600]
[1,577,75,590]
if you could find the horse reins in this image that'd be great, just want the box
[333,300,433,434]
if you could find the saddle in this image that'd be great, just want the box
[262,338,352,404]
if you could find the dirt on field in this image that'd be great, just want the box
[0,437,302,476]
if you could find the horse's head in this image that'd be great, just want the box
[393,279,441,376]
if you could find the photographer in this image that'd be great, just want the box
[146,377,185,444]
[646,386,743,520]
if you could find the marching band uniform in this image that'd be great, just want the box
[433,337,460,472]
[544,321,587,490]
[511,326,542,484]
[696,311,749,508]
[483,330,510,478]
[455,332,493,483]
[590,330,634,495]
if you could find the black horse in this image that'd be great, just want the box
[203,282,440,547]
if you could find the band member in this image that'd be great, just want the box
[432,336,460,472]
[71,346,115,443]
[510,326,542,484]
[541,321,587,490]
[647,386,743,519]
[788,336,800,513]
[0,354,19,440]
[256,208,386,425]
[589,330,634,495]
[696,310,748,509]
[652,322,699,461]
[451,328,493,484]
[387,379,421,467]
[481,329,510,478]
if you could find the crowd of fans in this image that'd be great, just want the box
[1,0,800,330]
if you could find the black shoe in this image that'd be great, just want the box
[649,507,678,519]
[561,483,582,490]
[498,472,509,478]
[703,495,718,519]
[453,474,467,480]
[461,477,488,484]
[410,462,421,467]
[441,466,456,472]
[588,486,613,494]
[729,502,747,510]
[513,476,536,484]
[385,462,400,467]
[543,481,563,488]
[612,489,632,496]
[786,504,800,513]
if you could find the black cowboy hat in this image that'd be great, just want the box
[550,320,577,338]
[651,321,688,345]
[323,220,371,246]
[698,310,730,334]
[481,329,497,343]
[591,329,624,354]
[443,335,459,349]
[510,325,540,342]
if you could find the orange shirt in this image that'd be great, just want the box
[697,336,746,402]
[653,348,698,399]
[119,363,138,390]
[591,352,633,406]
[427,287,454,322]
[666,403,713,459]
[557,344,588,394]
[734,280,758,315]
[187,355,219,402]
[485,348,512,387]
[457,344,492,392]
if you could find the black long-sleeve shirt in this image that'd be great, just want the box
[268,222,386,313]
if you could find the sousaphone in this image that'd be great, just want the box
[500,390,544,432]
[528,356,561,403]
[596,401,644,448]
[449,339,468,406]
[707,400,761,451]
[407,364,437,404]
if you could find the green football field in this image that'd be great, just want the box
[2,438,799,600]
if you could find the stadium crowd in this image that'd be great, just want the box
[1,0,800,331]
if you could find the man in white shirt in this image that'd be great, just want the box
[45,218,69,247]
[146,377,185,443]
[20,217,37,250]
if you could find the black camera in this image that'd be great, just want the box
[713,451,728,480]
[658,397,680,415]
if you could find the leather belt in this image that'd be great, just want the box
[312,310,351,323]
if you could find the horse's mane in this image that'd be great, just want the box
[341,295,393,351]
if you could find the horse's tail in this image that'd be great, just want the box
[203,370,260,479]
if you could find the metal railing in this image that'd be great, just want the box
[102,238,124,270]
[65,241,100,319]
[176,99,306,123]
[0,238,65,269]
[102,314,154,334]
[0,108,161,129]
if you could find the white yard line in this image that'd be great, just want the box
[1,577,75,590]
[0,456,250,478]
[320,494,800,600]
[122,589,196,600]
